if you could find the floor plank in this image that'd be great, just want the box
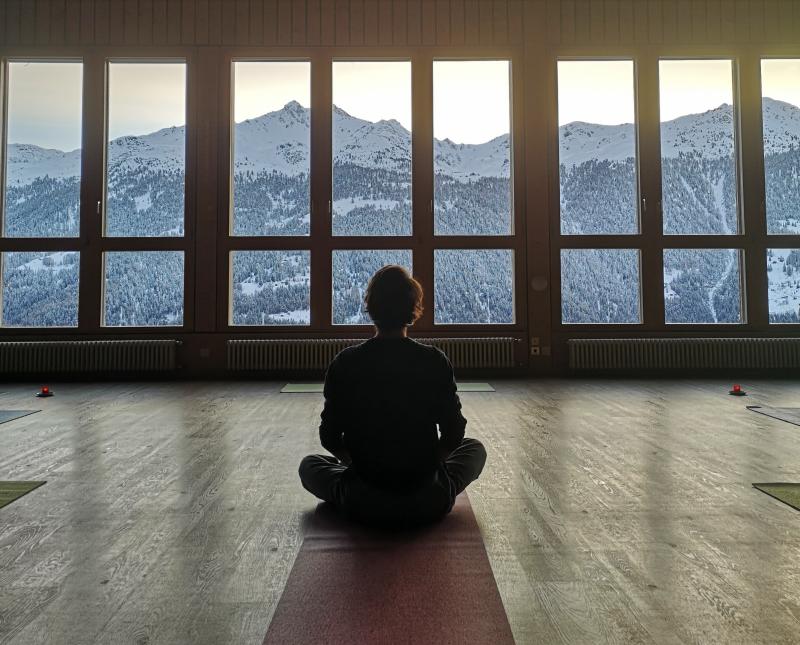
[1,379,799,644]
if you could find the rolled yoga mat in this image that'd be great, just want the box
[263,494,514,645]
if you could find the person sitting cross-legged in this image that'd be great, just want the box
[298,265,487,527]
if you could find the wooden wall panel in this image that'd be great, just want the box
[0,0,798,48]
[152,0,166,43]
[48,0,65,44]
[392,0,406,44]
[305,0,320,44]
[291,0,305,44]
[263,0,278,45]
[463,0,480,44]
[378,0,392,45]
[436,0,451,45]
[65,0,82,44]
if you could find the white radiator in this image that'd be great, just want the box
[569,338,800,370]
[0,340,179,373]
[228,337,518,371]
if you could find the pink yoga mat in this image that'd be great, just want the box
[263,495,514,645]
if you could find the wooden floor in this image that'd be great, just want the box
[1,379,799,644]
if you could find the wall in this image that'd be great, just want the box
[2,0,800,376]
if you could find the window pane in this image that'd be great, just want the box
[558,61,638,235]
[2,252,79,327]
[560,249,641,324]
[660,60,739,235]
[434,249,513,324]
[232,62,310,236]
[231,250,310,325]
[3,61,82,238]
[332,250,412,325]
[104,251,184,326]
[434,61,511,236]
[762,60,800,235]
[332,62,411,236]
[767,249,800,323]
[105,62,186,237]
[664,249,742,323]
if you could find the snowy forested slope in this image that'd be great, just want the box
[3,98,799,326]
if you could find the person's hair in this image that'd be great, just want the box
[364,265,423,330]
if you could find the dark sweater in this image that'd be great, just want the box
[319,337,467,490]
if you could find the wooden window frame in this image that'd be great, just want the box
[549,44,800,336]
[0,47,197,336]
[218,46,527,336]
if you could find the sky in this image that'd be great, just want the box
[434,60,511,143]
[5,58,800,151]
[333,61,412,130]
[107,62,186,140]
[558,59,738,125]
[234,61,310,122]
[6,61,83,151]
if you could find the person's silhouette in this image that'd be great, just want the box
[299,265,486,526]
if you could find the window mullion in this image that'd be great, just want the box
[411,53,434,331]
[310,52,332,331]
[635,52,665,329]
[78,52,106,332]
[739,53,769,327]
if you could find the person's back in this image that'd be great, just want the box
[299,265,486,526]
[320,337,463,490]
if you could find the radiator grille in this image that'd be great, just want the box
[569,338,800,370]
[228,337,517,371]
[0,340,179,373]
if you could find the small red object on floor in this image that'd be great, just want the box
[36,386,53,398]
[729,384,746,396]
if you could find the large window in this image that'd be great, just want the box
[761,59,800,236]
[229,61,312,327]
[103,251,184,327]
[557,58,748,327]
[659,59,744,325]
[761,59,800,326]
[2,251,79,327]
[102,61,187,328]
[332,61,412,237]
[433,61,511,236]
[1,60,83,327]
[767,249,800,323]
[105,62,186,238]
[226,58,519,330]
[558,60,638,235]
[14,51,795,344]
[432,60,516,325]
[561,249,641,324]
[556,60,642,324]
[434,249,514,324]
[660,60,739,236]
[232,61,310,236]
[663,249,743,324]
[332,250,412,325]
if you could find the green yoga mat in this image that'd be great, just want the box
[281,382,495,393]
[753,483,800,512]
[747,406,800,427]
[0,481,46,509]
[0,410,40,425]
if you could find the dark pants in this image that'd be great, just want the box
[299,438,487,526]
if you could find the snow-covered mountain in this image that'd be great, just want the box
[6,101,511,185]
[559,97,800,166]
[11,97,800,187]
